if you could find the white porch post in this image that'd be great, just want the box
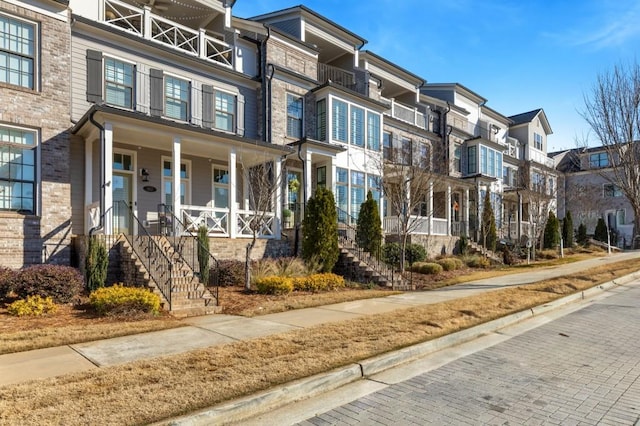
[172,137,181,234]
[104,122,113,235]
[517,192,523,242]
[446,185,452,236]
[274,155,282,239]
[85,139,93,234]
[304,147,312,202]
[464,188,470,236]
[229,148,237,238]
[143,6,152,39]
[428,181,433,234]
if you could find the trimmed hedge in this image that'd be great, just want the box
[0,267,17,301]
[13,265,84,303]
[255,276,294,295]
[293,273,345,292]
[89,284,160,316]
[7,295,58,317]
[463,255,491,269]
[217,260,245,287]
[417,262,444,275]
[437,257,464,271]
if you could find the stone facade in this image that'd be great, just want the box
[0,1,72,268]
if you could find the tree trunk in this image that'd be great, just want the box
[244,236,257,292]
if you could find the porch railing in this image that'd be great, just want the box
[160,204,219,305]
[181,205,230,236]
[384,98,430,131]
[104,0,232,68]
[383,215,449,236]
[112,201,174,309]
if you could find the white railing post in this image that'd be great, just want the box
[229,148,237,238]
[143,5,152,39]
[198,29,207,60]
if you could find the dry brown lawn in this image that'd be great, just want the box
[1,256,639,426]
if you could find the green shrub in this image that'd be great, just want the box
[251,259,277,285]
[544,211,560,249]
[89,284,160,316]
[254,276,293,295]
[197,226,210,285]
[7,295,58,317]
[356,191,382,256]
[0,267,17,301]
[463,255,490,269]
[382,243,427,267]
[293,273,345,292]
[302,187,339,272]
[13,265,84,303]
[405,244,427,264]
[217,260,245,286]
[577,223,588,246]
[86,236,108,292]
[418,262,443,275]
[594,218,608,242]
[436,258,460,271]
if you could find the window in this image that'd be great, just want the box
[113,152,133,171]
[479,145,502,178]
[214,91,236,132]
[336,168,348,222]
[503,166,509,186]
[548,177,554,195]
[416,142,429,168]
[0,14,35,89]
[604,184,623,198]
[162,159,190,206]
[286,94,303,138]
[453,145,461,172]
[367,112,380,151]
[467,146,477,174]
[383,132,392,161]
[212,167,229,208]
[105,57,134,108]
[534,133,543,150]
[367,174,381,206]
[332,99,348,142]
[165,76,190,121]
[316,166,326,189]
[350,106,365,147]
[589,152,609,168]
[480,146,488,175]
[0,126,36,213]
[351,171,365,218]
[316,99,326,141]
[400,137,412,166]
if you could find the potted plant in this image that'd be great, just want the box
[283,208,293,228]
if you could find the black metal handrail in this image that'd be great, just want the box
[335,207,400,286]
[159,204,219,306]
[114,200,174,309]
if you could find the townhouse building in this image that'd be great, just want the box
[1,0,560,296]
[0,0,72,268]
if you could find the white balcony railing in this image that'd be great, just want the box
[382,98,430,131]
[104,0,232,68]
[382,215,448,236]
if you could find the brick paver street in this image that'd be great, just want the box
[298,284,640,425]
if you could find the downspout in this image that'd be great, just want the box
[88,109,105,235]
[259,26,272,143]
[295,140,306,255]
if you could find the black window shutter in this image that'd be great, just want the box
[202,84,214,128]
[149,68,164,117]
[86,50,103,103]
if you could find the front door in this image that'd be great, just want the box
[113,172,133,234]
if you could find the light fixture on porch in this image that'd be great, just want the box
[140,168,150,182]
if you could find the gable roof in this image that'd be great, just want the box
[509,108,553,135]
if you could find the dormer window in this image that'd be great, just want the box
[534,133,543,150]
[589,152,609,169]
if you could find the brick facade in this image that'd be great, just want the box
[0,2,72,268]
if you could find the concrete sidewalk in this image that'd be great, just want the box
[1,251,639,388]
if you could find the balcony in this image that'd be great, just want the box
[317,63,367,95]
[103,0,232,68]
[382,98,430,131]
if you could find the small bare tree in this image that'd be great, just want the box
[520,164,558,256]
[581,61,640,247]
[240,155,284,291]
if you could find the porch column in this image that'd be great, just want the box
[428,181,433,234]
[304,147,312,203]
[517,192,523,242]
[464,188,470,236]
[446,185,452,236]
[476,185,482,242]
[229,148,237,238]
[104,122,113,235]
[84,139,93,234]
[172,137,181,234]
[274,155,282,239]
[143,6,152,39]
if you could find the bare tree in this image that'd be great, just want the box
[239,155,284,291]
[581,61,640,247]
[377,136,445,272]
[520,164,557,256]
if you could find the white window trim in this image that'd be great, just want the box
[164,73,191,122]
[0,124,40,215]
[328,95,382,152]
[213,88,238,133]
[103,54,137,110]
[286,93,304,139]
[212,164,230,209]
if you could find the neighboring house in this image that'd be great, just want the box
[553,146,633,247]
[0,0,72,268]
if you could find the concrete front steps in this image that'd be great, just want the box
[120,236,219,317]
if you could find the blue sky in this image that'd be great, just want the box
[233,0,640,152]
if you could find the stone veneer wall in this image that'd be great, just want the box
[0,2,72,268]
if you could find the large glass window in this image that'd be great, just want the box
[212,167,229,208]
[214,91,236,132]
[332,99,348,142]
[336,167,348,222]
[351,171,365,219]
[454,145,461,172]
[286,94,303,138]
[589,152,609,168]
[350,106,365,147]
[367,174,381,206]
[0,14,35,89]
[105,57,134,108]
[0,126,36,213]
[367,112,380,151]
[316,99,326,141]
[467,146,477,174]
[165,76,190,121]
[400,137,412,166]
[383,132,392,161]
[162,159,190,206]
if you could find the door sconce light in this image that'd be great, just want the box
[140,168,150,182]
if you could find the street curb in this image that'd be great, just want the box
[164,272,640,425]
